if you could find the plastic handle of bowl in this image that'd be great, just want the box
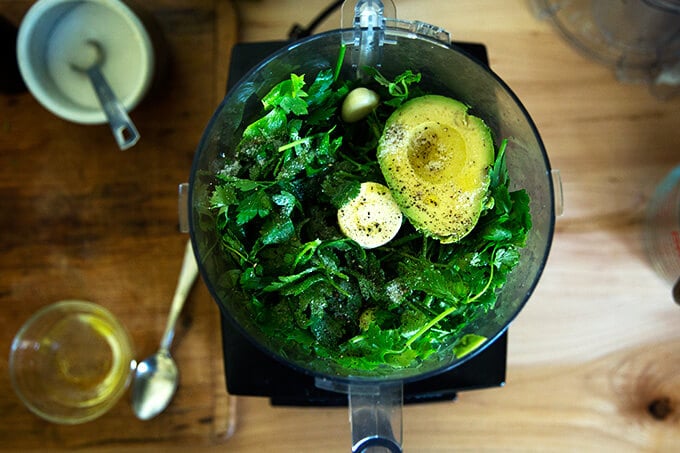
[178,183,190,233]
[348,382,403,453]
[551,169,564,217]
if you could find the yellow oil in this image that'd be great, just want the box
[41,313,129,408]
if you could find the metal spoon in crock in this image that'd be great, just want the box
[131,240,199,420]
[70,39,140,150]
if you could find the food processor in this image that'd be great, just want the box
[188,1,557,451]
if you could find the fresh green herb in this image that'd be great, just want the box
[205,58,531,375]
[364,67,423,108]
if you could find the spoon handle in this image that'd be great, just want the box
[86,65,140,150]
[160,240,199,351]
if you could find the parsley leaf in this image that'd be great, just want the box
[364,67,423,107]
[263,73,308,114]
[236,189,271,225]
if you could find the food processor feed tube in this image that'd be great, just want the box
[349,383,403,452]
[316,378,403,452]
[342,0,394,76]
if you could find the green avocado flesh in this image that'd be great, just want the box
[377,95,494,243]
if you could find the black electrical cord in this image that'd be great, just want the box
[288,0,345,40]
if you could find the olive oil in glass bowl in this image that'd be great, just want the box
[9,300,135,424]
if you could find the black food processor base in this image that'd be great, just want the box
[220,39,507,407]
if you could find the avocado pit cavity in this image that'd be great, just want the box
[408,122,467,185]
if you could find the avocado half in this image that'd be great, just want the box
[377,95,494,243]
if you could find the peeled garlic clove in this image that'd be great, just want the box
[341,87,380,123]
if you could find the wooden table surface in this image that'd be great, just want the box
[2,1,680,451]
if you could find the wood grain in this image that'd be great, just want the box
[0,0,237,449]
[62,339,680,453]
[1,0,680,451]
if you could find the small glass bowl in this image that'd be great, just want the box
[9,300,135,424]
